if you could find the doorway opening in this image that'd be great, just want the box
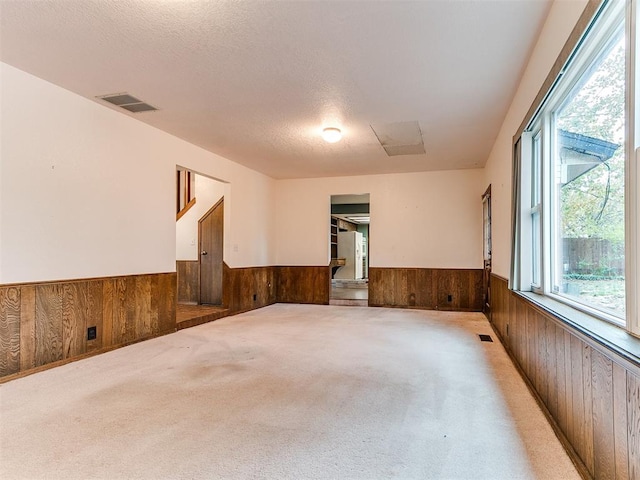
[482,185,492,317]
[329,194,370,306]
[176,168,229,327]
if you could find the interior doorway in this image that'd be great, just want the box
[329,194,370,306]
[175,168,227,306]
[482,185,492,316]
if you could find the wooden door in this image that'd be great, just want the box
[199,198,224,305]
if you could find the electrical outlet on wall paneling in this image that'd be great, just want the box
[87,326,97,340]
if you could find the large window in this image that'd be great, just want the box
[552,26,626,320]
[515,0,638,335]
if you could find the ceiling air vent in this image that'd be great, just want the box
[97,93,158,113]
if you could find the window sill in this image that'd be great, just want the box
[516,291,640,369]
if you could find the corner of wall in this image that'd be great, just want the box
[481,0,590,278]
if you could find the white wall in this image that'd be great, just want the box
[482,0,589,278]
[176,174,227,261]
[275,170,484,269]
[0,66,3,282]
[1,0,590,285]
[0,63,276,284]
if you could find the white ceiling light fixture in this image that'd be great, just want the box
[322,127,342,143]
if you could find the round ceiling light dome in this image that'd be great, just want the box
[322,127,342,143]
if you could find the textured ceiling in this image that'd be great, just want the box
[0,0,552,179]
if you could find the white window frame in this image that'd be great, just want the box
[628,0,640,335]
[517,0,639,336]
[531,130,543,292]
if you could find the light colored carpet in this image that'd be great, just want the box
[0,304,579,480]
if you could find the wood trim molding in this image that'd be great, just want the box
[176,197,196,221]
[198,196,224,223]
[0,271,175,289]
[490,272,509,283]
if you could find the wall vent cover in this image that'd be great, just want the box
[97,93,158,113]
[478,334,493,342]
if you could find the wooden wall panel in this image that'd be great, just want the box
[0,287,21,376]
[19,286,36,371]
[570,334,584,455]
[490,273,640,480]
[110,275,158,344]
[35,284,63,367]
[508,293,518,357]
[582,344,595,476]
[257,267,277,307]
[368,268,483,311]
[102,279,115,349]
[415,268,437,308]
[490,275,504,335]
[123,277,138,343]
[436,269,483,311]
[629,372,640,480]
[223,264,276,314]
[526,309,537,389]
[592,349,615,479]
[85,281,104,354]
[536,313,549,406]
[555,324,569,437]
[613,363,629,480]
[111,277,129,345]
[546,320,559,420]
[62,283,87,359]
[135,276,152,340]
[276,266,329,305]
[152,273,176,335]
[177,260,199,305]
[368,268,383,306]
[562,329,574,444]
[0,272,176,381]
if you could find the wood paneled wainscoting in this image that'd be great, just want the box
[176,260,199,304]
[179,264,328,315]
[0,272,176,381]
[368,267,483,311]
[223,264,277,314]
[181,263,329,311]
[276,266,330,305]
[490,274,640,479]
